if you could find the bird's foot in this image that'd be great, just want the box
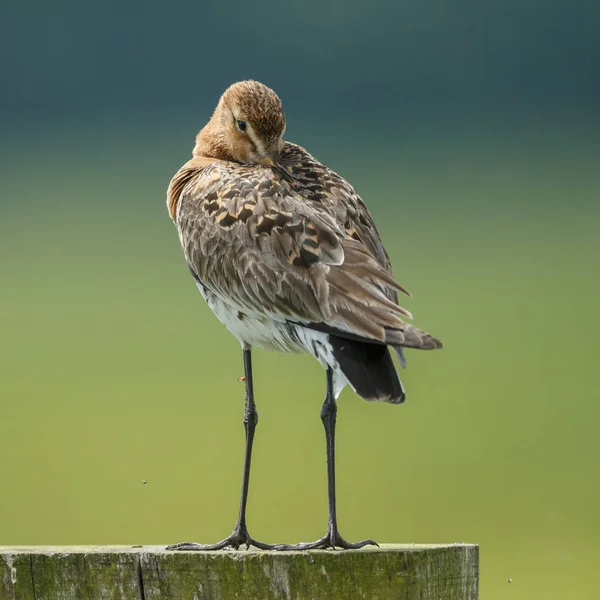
[271,527,378,551]
[166,525,277,551]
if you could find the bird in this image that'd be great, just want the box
[166,80,442,551]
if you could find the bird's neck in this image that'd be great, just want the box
[193,119,233,162]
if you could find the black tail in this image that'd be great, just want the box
[329,335,405,404]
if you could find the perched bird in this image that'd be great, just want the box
[166,80,442,551]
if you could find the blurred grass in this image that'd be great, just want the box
[1,120,599,599]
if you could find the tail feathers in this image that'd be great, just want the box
[394,345,407,369]
[386,324,443,350]
[329,335,405,404]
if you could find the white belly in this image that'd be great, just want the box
[199,284,301,352]
[197,284,348,397]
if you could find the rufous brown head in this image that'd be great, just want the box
[196,80,286,165]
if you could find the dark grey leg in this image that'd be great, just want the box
[167,348,276,551]
[272,368,378,551]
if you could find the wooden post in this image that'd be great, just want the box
[1,544,478,600]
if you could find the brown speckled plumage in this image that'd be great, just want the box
[168,80,441,403]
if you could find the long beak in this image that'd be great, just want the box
[258,151,293,182]
[257,151,280,167]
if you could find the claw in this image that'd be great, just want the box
[166,527,282,552]
[268,530,378,552]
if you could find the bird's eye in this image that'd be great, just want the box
[236,119,247,132]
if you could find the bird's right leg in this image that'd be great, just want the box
[271,367,378,551]
[167,347,276,551]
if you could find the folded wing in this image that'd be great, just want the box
[172,156,441,354]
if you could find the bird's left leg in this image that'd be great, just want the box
[272,367,378,551]
[167,347,277,551]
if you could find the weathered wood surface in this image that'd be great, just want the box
[0,544,478,600]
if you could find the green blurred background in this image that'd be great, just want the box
[1,1,599,598]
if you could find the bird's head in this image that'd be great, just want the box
[196,80,286,166]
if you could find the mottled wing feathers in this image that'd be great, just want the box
[279,144,409,300]
[167,156,215,221]
[172,144,441,351]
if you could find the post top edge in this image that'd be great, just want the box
[0,543,478,556]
